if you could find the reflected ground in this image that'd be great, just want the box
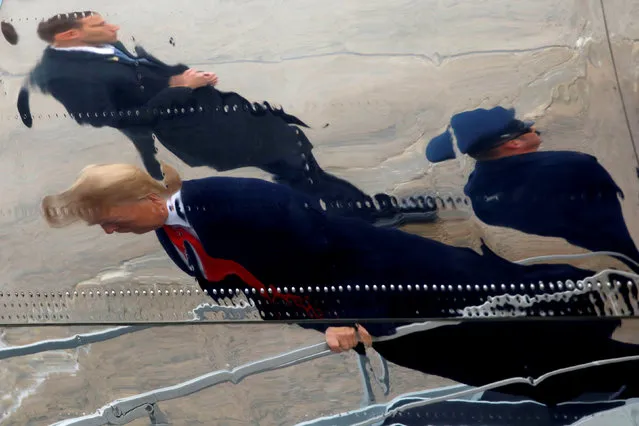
[2,320,639,425]
[1,0,639,424]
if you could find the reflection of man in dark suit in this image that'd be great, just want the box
[41,161,639,405]
[42,161,598,325]
[426,106,639,271]
[20,11,435,226]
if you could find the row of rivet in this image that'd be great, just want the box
[255,305,608,318]
[12,102,300,122]
[5,197,460,221]
[463,307,600,317]
[0,309,613,321]
[0,289,202,298]
[0,314,72,320]
[317,196,467,212]
[0,280,634,299]
[2,12,121,23]
[391,409,587,420]
[41,196,460,218]
[4,98,400,120]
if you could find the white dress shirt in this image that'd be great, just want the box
[165,191,198,238]
[51,44,115,55]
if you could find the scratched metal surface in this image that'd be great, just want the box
[0,0,637,323]
[0,0,639,323]
[1,0,639,424]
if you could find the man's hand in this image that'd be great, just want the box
[201,72,219,86]
[325,324,372,353]
[169,69,218,89]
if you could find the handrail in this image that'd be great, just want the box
[50,342,334,425]
[0,326,151,361]
[47,316,639,425]
[515,251,639,270]
[294,384,477,426]
[49,349,639,426]
[43,322,457,425]
[348,354,639,426]
[0,318,455,362]
[298,387,639,426]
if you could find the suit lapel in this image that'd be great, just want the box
[111,41,136,58]
[133,45,172,67]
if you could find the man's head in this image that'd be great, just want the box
[42,162,182,235]
[425,106,542,163]
[37,11,119,47]
[467,120,541,161]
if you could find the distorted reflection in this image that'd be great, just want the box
[39,160,639,405]
[18,11,436,227]
[426,106,639,271]
[5,4,639,422]
[371,319,639,406]
[41,161,608,323]
[376,388,634,426]
[1,20,17,45]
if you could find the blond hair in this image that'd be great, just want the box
[42,161,182,228]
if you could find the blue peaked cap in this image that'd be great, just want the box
[425,126,455,163]
[425,106,534,163]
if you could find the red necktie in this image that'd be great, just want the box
[162,225,323,319]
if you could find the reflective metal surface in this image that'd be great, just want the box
[2,0,639,424]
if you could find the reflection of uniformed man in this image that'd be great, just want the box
[40,161,639,404]
[426,106,639,271]
[19,11,435,226]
